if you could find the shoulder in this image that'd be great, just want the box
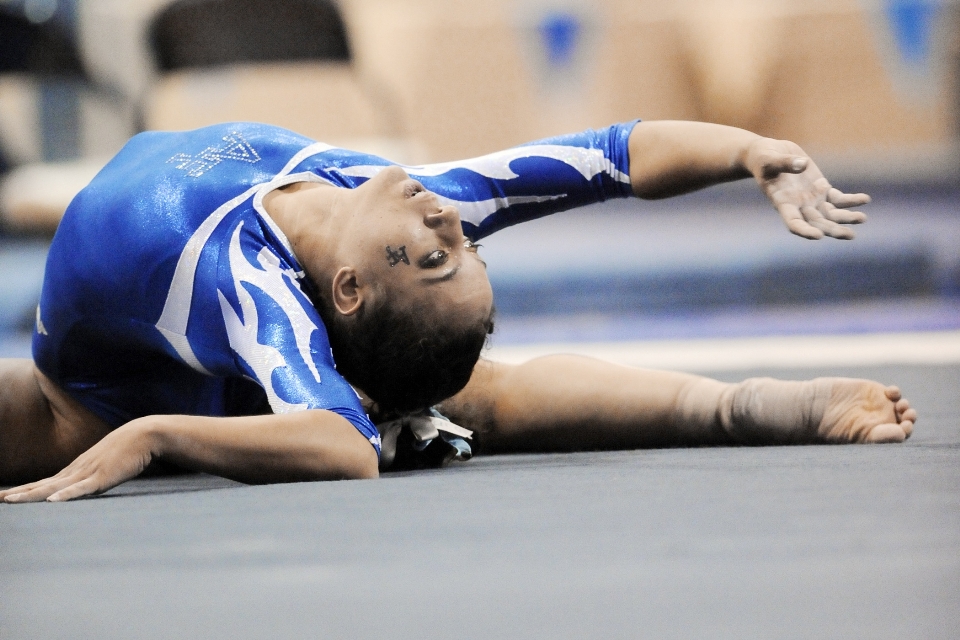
[119,123,317,168]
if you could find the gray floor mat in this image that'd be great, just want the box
[2,364,958,639]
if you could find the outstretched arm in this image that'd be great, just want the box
[400,119,868,241]
[627,120,870,239]
[0,410,378,503]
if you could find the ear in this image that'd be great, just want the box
[331,267,364,316]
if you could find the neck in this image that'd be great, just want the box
[263,182,343,282]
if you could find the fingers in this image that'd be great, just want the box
[0,479,52,501]
[800,205,855,240]
[827,188,871,209]
[0,466,78,500]
[820,202,867,225]
[778,203,825,239]
[48,478,103,502]
[2,477,76,503]
[778,202,860,240]
[2,470,106,503]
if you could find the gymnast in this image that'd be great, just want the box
[0,119,916,502]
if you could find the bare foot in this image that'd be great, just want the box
[817,379,916,443]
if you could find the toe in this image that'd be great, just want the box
[864,422,907,443]
[884,386,902,401]
[902,408,918,423]
[900,420,914,439]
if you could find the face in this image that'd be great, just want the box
[336,166,494,323]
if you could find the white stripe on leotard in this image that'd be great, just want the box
[155,141,334,373]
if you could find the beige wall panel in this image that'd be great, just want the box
[410,24,537,159]
[759,12,955,152]
[144,62,392,143]
[0,75,41,164]
[341,0,956,165]
[343,0,538,161]
[344,0,698,160]
[597,19,700,125]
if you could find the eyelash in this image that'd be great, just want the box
[421,250,447,268]
[422,240,480,269]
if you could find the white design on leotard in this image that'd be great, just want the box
[334,144,624,226]
[167,132,262,177]
[335,144,631,183]
[435,194,566,227]
[156,141,334,373]
[35,305,48,336]
[217,223,320,413]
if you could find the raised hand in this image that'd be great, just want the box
[0,421,154,503]
[744,138,870,240]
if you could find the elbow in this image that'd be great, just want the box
[634,188,670,201]
[632,180,694,201]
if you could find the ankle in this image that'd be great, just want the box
[726,377,833,444]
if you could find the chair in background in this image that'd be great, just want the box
[150,0,350,70]
[144,0,418,162]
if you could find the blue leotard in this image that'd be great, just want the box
[33,121,637,456]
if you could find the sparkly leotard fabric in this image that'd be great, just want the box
[34,121,637,456]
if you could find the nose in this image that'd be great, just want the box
[423,204,461,233]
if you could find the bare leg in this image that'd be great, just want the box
[437,356,733,452]
[437,356,916,453]
[0,359,111,485]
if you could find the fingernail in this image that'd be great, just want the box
[5,494,22,503]
[792,158,806,171]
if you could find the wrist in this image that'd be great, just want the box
[126,415,169,458]
[738,134,768,178]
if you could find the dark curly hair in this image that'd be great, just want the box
[313,284,495,414]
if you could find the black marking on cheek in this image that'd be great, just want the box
[385,245,410,267]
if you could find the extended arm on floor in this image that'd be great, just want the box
[0,409,378,503]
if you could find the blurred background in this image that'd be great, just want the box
[0,0,958,363]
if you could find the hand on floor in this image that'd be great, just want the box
[0,422,154,503]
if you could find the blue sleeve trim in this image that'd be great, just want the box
[336,407,382,457]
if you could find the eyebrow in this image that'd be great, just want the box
[422,264,460,283]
